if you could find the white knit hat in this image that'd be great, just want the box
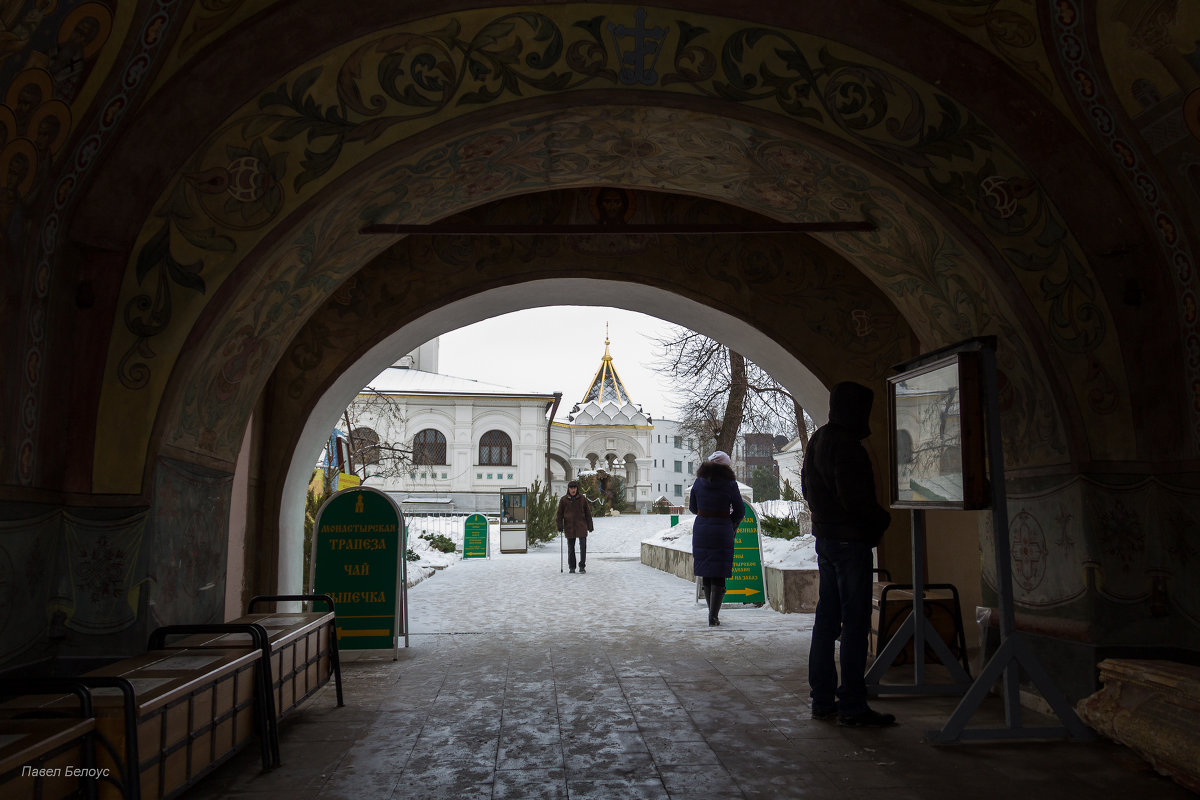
[707,451,732,466]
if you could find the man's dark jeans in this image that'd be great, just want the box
[567,537,586,571]
[808,537,874,714]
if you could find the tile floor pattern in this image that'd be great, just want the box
[186,550,1191,799]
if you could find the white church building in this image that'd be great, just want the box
[347,335,664,512]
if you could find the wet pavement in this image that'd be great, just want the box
[184,547,1191,799]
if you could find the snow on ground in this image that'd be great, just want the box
[403,502,817,589]
[640,501,818,571]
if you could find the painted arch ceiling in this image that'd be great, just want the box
[3,2,1199,494]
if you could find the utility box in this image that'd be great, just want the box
[499,487,528,553]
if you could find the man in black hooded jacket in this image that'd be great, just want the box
[801,381,896,727]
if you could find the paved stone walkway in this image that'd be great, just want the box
[186,548,1190,799]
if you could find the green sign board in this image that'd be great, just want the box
[727,505,765,604]
[463,513,488,559]
[312,487,406,651]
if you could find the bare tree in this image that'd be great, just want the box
[652,326,814,454]
[341,389,415,480]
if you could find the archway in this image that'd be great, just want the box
[277,279,850,596]
[547,453,572,491]
[621,452,641,508]
[0,0,1192,724]
[77,8,1132,648]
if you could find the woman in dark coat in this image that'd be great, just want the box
[689,451,746,626]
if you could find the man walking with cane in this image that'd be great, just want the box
[556,480,593,573]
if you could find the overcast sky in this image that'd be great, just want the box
[437,307,686,420]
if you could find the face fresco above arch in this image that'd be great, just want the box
[93,7,1131,493]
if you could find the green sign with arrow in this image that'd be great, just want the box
[311,486,407,652]
[463,513,488,559]
[726,504,765,604]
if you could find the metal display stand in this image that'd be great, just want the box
[866,508,973,696]
[499,487,529,553]
[925,340,1091,743]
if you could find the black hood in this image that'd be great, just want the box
[828,381,874,440]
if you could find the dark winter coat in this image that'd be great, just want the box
[801,381,892,545]
[688,462,745,578]
[556,492,593,538]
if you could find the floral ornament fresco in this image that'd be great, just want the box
[982,474,1198,616]
[0,1,115,267]
[61,511,145,635]
[163,108,1064,475]
[12,0,171,488]
[153,1,1073,132]
[907,0,1060,103]
[102,8,1130,487]
[1050,1,1200,447]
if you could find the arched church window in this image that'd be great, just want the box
[413,429,447,465]
[479,430,512,466]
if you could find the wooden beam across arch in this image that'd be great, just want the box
[360,221,877,236]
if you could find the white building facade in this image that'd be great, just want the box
[644,419,702,509]
[346,336,658,512]
[775,437,805,496]
[349,361,559,513]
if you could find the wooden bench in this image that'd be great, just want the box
[160,595,344,722]
[78,647,263,799]
[242,594,344,716]
[0,718,98,800]
[0,679,97,800]
[1,598,341,800]
[3,623,280,800]
[144,623,278,775]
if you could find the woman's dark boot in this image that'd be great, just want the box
[708,587,724,626]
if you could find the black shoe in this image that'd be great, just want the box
[578,566,585,574]
[569,569,575,573]
[837,709,896,728]
[811,705,838,721]
[708,617,720,626]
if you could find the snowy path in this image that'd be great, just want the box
[408,548,792,638]
[183,518,1188,799]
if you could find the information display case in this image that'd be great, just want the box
[499,487,528,553]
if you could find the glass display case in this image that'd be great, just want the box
[499,487,528,553]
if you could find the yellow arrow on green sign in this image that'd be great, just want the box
[726,505,765,605]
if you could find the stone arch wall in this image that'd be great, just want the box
[130,101,1097,492]
[73,6,1159,497]
[4,2,1194,681]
